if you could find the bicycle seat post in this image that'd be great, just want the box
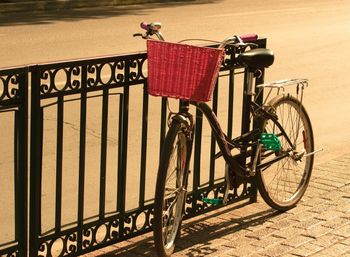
[246,70,255,96]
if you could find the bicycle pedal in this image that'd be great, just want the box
[202,197,223,205]
[260,133,282,151]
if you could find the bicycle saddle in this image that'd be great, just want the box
[238,48,274,70]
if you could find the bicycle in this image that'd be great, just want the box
[134,22,318,257]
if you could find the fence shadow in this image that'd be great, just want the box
[96,201,281,257]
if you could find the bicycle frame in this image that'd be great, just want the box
[174,71,298,181]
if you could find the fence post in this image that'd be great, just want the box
[250,38,267,203]
[29,65,42,257]
[16,69,29,257]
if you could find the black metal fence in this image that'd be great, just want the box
[0,67,28,257]
[0,38,266,257]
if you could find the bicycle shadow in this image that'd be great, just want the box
[96,200,282,257]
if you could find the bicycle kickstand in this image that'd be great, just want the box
[202,168,232,206]
[223,167,233,205]
[222,184,230,205]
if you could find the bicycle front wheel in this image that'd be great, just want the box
[257,94,314,211]
[153,120,190,257]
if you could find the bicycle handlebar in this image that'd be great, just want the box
[240,33,258,43]
[136,22,258,47]
[140,22,148,30]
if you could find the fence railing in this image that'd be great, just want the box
[0,38,266,257]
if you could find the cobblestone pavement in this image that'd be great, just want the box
[83,154,350,257]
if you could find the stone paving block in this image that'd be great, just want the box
[310,252,333,257]
[300,197,332,207]
[132,248,157,257]
[267,212,294,222]
[175,236,198,250]
[258,243,294,257]
[332,224,350,238]
[223,235,258,248]
[309,183,337,192]
[224,243,261,257]
[314,169,349,180]
[290,211,320,222]
[330,172,350,180]
[221,227,252,241]
[342,237,350,245]
[309,233,344,248]
[312,242,350,257]
[339,184,350,193]
[288,241,324,256]
[203,237,231,249]
[191,243,233,257]
[273,226,306,239]
[294,217,324,230]
[321,217,350,229]
[281,234,313,248]
[304,189,326,198]
[336,253,350,257]
[250,235,285,248]
[313,177,347,188]
[267,217,299,230]
[306,203,339,214]
[311,210,344,221]
[302,223,333,239]
[245,227,278,240]
[335,205,350,215]
[320,164,349,173]
[204,244,237,257]
[244,221,275,233]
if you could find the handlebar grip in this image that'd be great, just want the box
[140,22,149,30]
[240,33,258,42]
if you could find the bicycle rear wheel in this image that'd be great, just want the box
[257,94,314,211]
[153,120,190,257]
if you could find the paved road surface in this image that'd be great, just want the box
[1,0,349,162]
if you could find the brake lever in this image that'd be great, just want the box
[133,33,149,39]
[246,42,259,48]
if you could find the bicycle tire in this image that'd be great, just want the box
[257,94,314,211]
[153,120,190,257]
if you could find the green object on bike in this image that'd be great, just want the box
[260,133,282,151]
[202,197,223,205]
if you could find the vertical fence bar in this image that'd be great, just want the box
[159,97,167,158]
[55,96,64,233]
[192,108,203,213]
[116,94,124,212]
[139,83,149,207]
[240,70,252,174]
[227,70,235,138]
[38,108,44,235]
[14,110,19,241]
[77,66,87,251]
[241,71,252,137]
[16,70,28,257]
[117,85,129,238]
[209,81,219,186]
[99,89,109,219]
[29,65,42,257]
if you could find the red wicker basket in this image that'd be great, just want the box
[147,40,225,102]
